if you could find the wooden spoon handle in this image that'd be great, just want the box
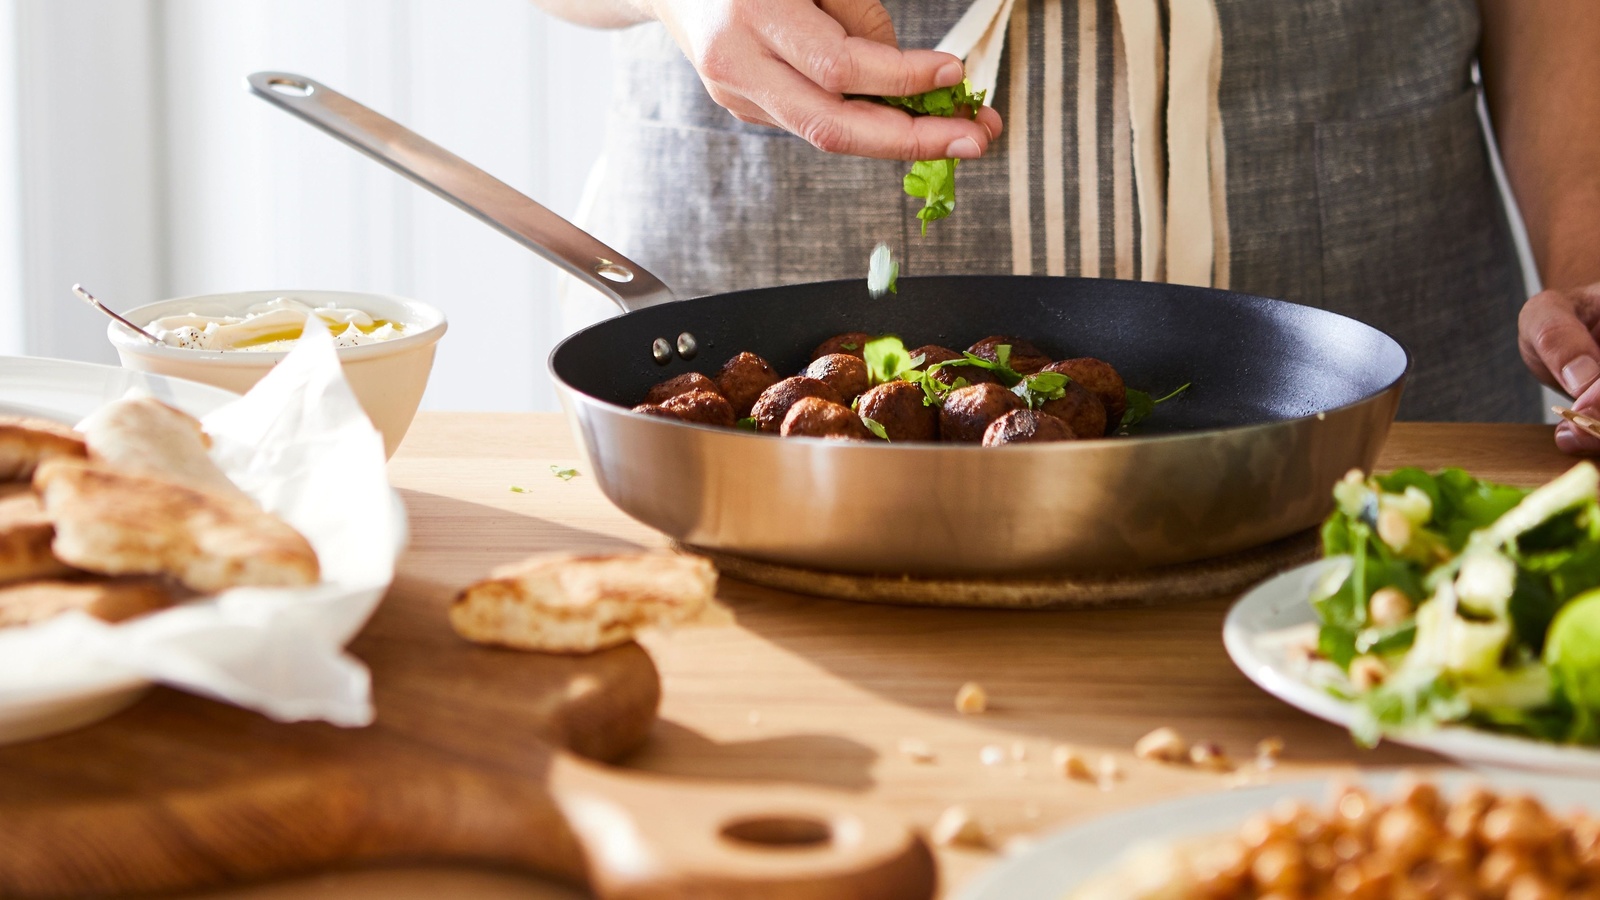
[554,755,937,900]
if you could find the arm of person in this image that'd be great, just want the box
[527,0,1000,161]
[1483,0,1600,451]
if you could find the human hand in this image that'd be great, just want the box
[1518,284,1600,453]
[637,0,1002,160]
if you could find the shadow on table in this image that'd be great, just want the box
[625,720,878,792]
[711,576,1441,769]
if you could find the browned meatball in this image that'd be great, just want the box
[967,336,1051,375]
[631,403,677,419]
[750,376,843,433]
[982,410,1076,446]
[912,344,1000,387]
[1043,358,1126,430]
[939,382,1025,443]
[780,397,871,440]
[811,332,872,361]
[803,353,871,403]
[857,380,938,442]
[716,352,780,417]
[650,390,735,427]
[1038,380,1107,439]
[644,371,721,406]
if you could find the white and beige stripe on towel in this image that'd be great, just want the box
[939,0,1228,288]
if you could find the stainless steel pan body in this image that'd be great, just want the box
[251,73,1408,576]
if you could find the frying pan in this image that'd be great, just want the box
[248,72,1408,577]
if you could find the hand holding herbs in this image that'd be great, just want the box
[629,330,1187,445]
[1310,463,1600,747]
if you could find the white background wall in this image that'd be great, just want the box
[0,0,615,411]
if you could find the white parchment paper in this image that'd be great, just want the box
[0,319,404,726]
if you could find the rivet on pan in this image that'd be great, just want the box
[651,338,673,365]
[676,332,699,360]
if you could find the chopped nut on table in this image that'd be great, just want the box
[1188,741,1234,772]
[979,744,1007,767]
[1133,726,1187,762]
[898,738,937,764]
[1097,755,1122,788]
[1255,736,1284,768]
[954,681,987,714]
[931,804,988,849]
[1052,744,1093,781]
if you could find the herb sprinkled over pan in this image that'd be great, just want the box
[869,83,989,235]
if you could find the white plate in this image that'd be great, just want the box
[960,769,1600,899]
[0,356,241,743]
[1223,559,1600,777]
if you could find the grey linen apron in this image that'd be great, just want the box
[575,0,1537,422]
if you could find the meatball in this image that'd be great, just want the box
[968,335,1051,375]
[939,382,1025,443]
[750,376,843,433]
[982,410,1076,446]
[1043,358,1126,430]
[912,344,1000,387]
[857,380,938,442]
[1038,380,1107,439]
[716,352,780,417]
[803,353,871,403]
[656,390,736,427]
[780,397,871,440]
[644,371,721,406]
[811,332,872,361]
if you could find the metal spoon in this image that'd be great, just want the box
[72,284,162,345]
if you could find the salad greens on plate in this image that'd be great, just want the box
[1312,463,1600,747]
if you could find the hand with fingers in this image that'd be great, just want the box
[639,0,1002,160]
[1519,284,1600,453]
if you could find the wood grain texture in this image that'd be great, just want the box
[7,416,1567,899]
[0,431,937,900]
[386,416,1570,895]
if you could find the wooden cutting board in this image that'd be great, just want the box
[0,570,935,899]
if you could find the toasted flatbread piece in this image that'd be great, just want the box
[35,459,319,593]
[0,416,87,482]
[0,577,174,629]
[0,484,72,586]
[78,397,248,501]
[450,553,717,653]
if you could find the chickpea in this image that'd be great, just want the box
[1481,797,1558,850]
[1395,776,1443,819]
[1446,784,1496,841]
[1374,804,1441,866]
[1250,839,1306,894]
[1376,506,1413,550]
[1479,846,1534,894]
[1506,874,1564,900]
[1369,586,1415,627]
[1349,655,1389,690]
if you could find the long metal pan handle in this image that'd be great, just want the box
[246,71,677,313]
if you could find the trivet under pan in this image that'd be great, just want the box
[682,531,1319,610]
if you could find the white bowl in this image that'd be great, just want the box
[107,290,446,458]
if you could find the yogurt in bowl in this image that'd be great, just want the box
[109,290,447,458]
[150,296,409,352]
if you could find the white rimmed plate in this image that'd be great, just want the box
[0,356,240,743]
[1223,559,1600,777]
[959,769,1600,899]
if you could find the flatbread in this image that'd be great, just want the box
[34,458,319,594]
[450,553,717,653]
[77,397,248,501]
[0,416,87,482]
[0,577,174,629]
[0,484,72,586]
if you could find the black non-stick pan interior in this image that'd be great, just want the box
[552,276,1408,435]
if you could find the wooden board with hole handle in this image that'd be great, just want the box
[0,573,935,899]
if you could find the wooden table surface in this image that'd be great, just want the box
[177,415,1570,900]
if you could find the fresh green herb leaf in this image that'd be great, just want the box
[736,417,759,431]
[924,352,1023,388]
[861,416,890,441]
[904,159,957,236]
[510,485,529,494]
[872,82,988,234]
[995,344,1012,371]
[1119,382,1191,430]
[550,466,579,481]
[1013,372,1071,410]
[1349,668,1470,748]
[867,243,900,297]
[862,335,924,385]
